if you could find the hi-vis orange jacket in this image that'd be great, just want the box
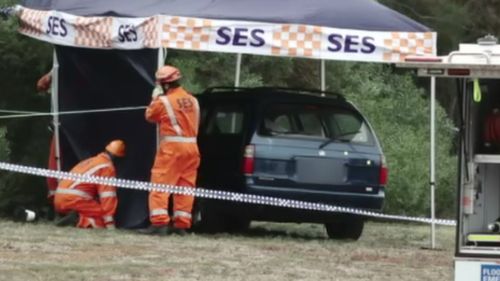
[145,86,200,229]
[146,86,199,139]
[54,152,118,228]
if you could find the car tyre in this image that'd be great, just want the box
[192,200,227,233]
[325,216,364,240]
[225,216,251,233]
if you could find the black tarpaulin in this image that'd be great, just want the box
[56,46,157,228]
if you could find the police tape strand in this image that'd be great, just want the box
[0,106,147,119]
[0,161,457,226]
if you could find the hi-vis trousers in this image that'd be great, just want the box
[148,141,200,229]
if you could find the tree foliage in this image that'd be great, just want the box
[325,62,457,217]
[380,0,500,124]
[0,6,53,213]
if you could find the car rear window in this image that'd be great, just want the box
[259,103,374,144]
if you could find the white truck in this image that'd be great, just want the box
[398,35,500,281]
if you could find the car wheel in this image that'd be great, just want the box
[192,200,227,233]
[191,200,203,231]
[325,216,364,240]
[225,216,251,233]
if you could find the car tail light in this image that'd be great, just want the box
[242,145,255,176]
[404,56,442,63]
[379,155,388,186]
[447,68,470,76]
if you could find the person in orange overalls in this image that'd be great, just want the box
[139,65,200,236]
[53,140,125,229]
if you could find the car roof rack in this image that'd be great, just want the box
[201,86,345,100]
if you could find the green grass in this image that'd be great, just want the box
[0,219,454,281]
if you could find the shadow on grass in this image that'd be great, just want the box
[193,223,331,241]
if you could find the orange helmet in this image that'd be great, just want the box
[36,72,52,92]
[105,140,126,157]
[155,65,181,84]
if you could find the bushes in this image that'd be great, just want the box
[0,13,52,215]
[325,62,457,218]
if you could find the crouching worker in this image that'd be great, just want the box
[53,140,126,229]
[139,65,200,236]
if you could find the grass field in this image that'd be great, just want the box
[0,219,455,281]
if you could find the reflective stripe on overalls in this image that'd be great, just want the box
[173,210,192,220]
[161,136,196,143]
[55,188,93,199]
[65,163,112,190]
[55,163,114,200]
[150,208,169,217]
[99,191,117,199]
[160,96,182,136]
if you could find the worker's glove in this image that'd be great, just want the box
[151,85,163,99]
[36,72,52,94]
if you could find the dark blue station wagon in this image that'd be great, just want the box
[194,87,387,240]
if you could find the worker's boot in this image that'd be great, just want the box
[137,224,170,236]
[55,211,79,227]
[170,227,188,236]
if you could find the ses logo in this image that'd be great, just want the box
[46,16,68,37]
[46,18,139,43]
[118,25,138,43]
[214,26,375,54]
[216,27,265,47]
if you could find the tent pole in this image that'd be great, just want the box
[430,75,436,249]
[321,60,326,92]
[235,53,242,87]
[51,49,61,172]
[230,53,242,131]
[157,48,164,68]
[155,48,166,148]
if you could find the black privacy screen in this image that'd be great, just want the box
[56,45,157,228]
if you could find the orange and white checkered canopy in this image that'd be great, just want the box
[15,0,436,63]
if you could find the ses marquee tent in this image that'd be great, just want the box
[7,0,435,228]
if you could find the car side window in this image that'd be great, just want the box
[206,105,244,135]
